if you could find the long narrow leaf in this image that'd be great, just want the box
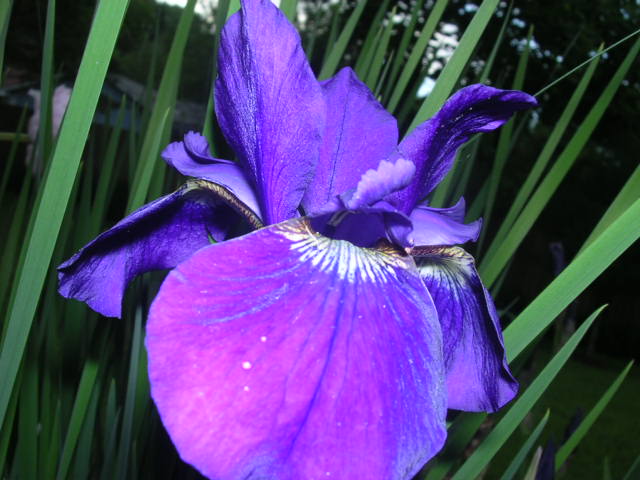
[364,8,395,90]
[127,0,197,212]
[480,36,640,287]
[279,0,297,22]
[500,410,550,480]
[482,48,599,265]
[622,453,640,480]
[387,0,448,112]
[504,197,640,362]
[0,0,130,427]
[451,306,604,479]
[408,0,500,131]
[579,163,640,253]
[56,359,99,480]
[114,306,144,479]
[383,0,425,100]
[36,0,56,171]
[0,0,13,79]
[477,25,532,252]
[555,361,634,471]
[318,0,369,80]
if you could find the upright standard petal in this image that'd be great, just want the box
[58,180,254,318]
[413,246,517,412]
[390,85,537,212]
[215,0,325,224]
[302,67,398,214]
[147,218,447,480]
[409,198,482,246]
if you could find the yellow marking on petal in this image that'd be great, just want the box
[274,218,413,283]
[184,179,264,229]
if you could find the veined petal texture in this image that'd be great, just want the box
[147,218,447,480]
[390,85,537,212]
[302,67,398,214]
[409,198,481,246]
[215,0,325,224]
[413,246,517,412]
[58,180,241,318]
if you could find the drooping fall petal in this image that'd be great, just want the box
[389,85,537,212]
[58,180,244,318]
[147,218,447,480]
[413,245,517,412]
[215,0,325,224]
[302,67,398,214]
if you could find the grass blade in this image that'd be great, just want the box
[480,36,640,287]
[127,0,197,212]
[481,48,599,265]
[114,306,144,479]
[504,197,640,362]
[382,0,425,99]
[126,107,171,212]
[522,447,543,480]
[535,27,640,97]
[422,413,486,480]
[364,7,395,91]
[15,352,38,479]
[202,0,234,146]
[579,163,640,253]
[451,306,604,479]
[0,106,28,207]
[36,0,56,171]
[555,361,634,471]
[408,0,500,132]
[0,0,130,429]
[279,0,297,22]
[622,453,640,480]
[477,25,532,252]
[353,0,389,78]
[387,0,448,112]
[56,359,99,480]
[0,0,13,80]
[69,381,100,479]
[477,1,513,84]
[500,410,550,480]
[318,0,369,80]
[91,97,127,236]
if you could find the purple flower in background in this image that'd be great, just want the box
[58,0,537,478]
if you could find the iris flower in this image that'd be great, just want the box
[58,1,537,478]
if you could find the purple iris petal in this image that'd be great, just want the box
[409,198,481,246]
[146,217,446,480]
[389,85,537,212]
[58,180,239,318]
[341,158,416,210]
[311,202,414,248]
[413,246,517,412]
[302,67,398,215]
[183,131,233,164]
[162,133,263,219]
[215,0,325,224]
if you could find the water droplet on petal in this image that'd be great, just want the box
[242,361,252,370]
[243,385,250,392]
[260,336,267,342]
